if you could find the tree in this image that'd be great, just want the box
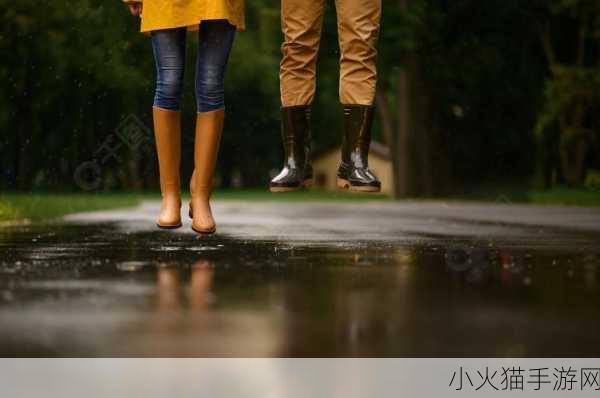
[377,0,449,198]
[0,0,151,191]
[532,0,600,187]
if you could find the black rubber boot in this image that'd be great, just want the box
[337,105,381,192]
[270,106,313,192]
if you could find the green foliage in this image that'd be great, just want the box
[0,0,152,190]
[383,0,546,182]
[531,0,600,186]
[585,169,600,191]
[0,0,598,193]
[535,65,600,144]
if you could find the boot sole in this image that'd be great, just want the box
[336,178,381,193]
[270,179,313,193]
[191,226,216,235]
[157,223,182,229]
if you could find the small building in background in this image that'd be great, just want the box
[312,141,394,195]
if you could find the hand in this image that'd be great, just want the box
[127,2,143,17]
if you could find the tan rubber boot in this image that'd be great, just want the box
[189,109,224,234]
[153,107,182,228]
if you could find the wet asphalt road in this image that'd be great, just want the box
[1,200,600,357]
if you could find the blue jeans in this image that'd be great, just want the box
[151,20,236,113]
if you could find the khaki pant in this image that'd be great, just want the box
[280,0,381,106]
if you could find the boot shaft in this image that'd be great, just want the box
[191,109,225,195]
[341,105,375,168]
[281,106,312,170]
[153,107,182,193]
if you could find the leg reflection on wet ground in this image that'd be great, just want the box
[0,222,599,357]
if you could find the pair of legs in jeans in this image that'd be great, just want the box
[151,20,235,233]
[152,20,235,113]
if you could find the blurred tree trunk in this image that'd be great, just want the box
[393,56,416,197]
[15,78,32,190]
[376,0,448,198]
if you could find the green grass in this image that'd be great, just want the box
[0,192,142,223]
[1,187,598,223]
[211,189,391,202]
[450,187,600,207]
[0,189,390,223]
[517,188,600,207]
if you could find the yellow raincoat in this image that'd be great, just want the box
[123,0,245,32]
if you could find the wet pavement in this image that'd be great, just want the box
[1,200,600,357]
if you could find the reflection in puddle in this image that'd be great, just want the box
[186,246,223,252]
[117,261,150,272]
[155,261,215,315]
[150,246,182,252]
[0,223,599,357]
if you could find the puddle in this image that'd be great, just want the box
[0,222,599,357]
